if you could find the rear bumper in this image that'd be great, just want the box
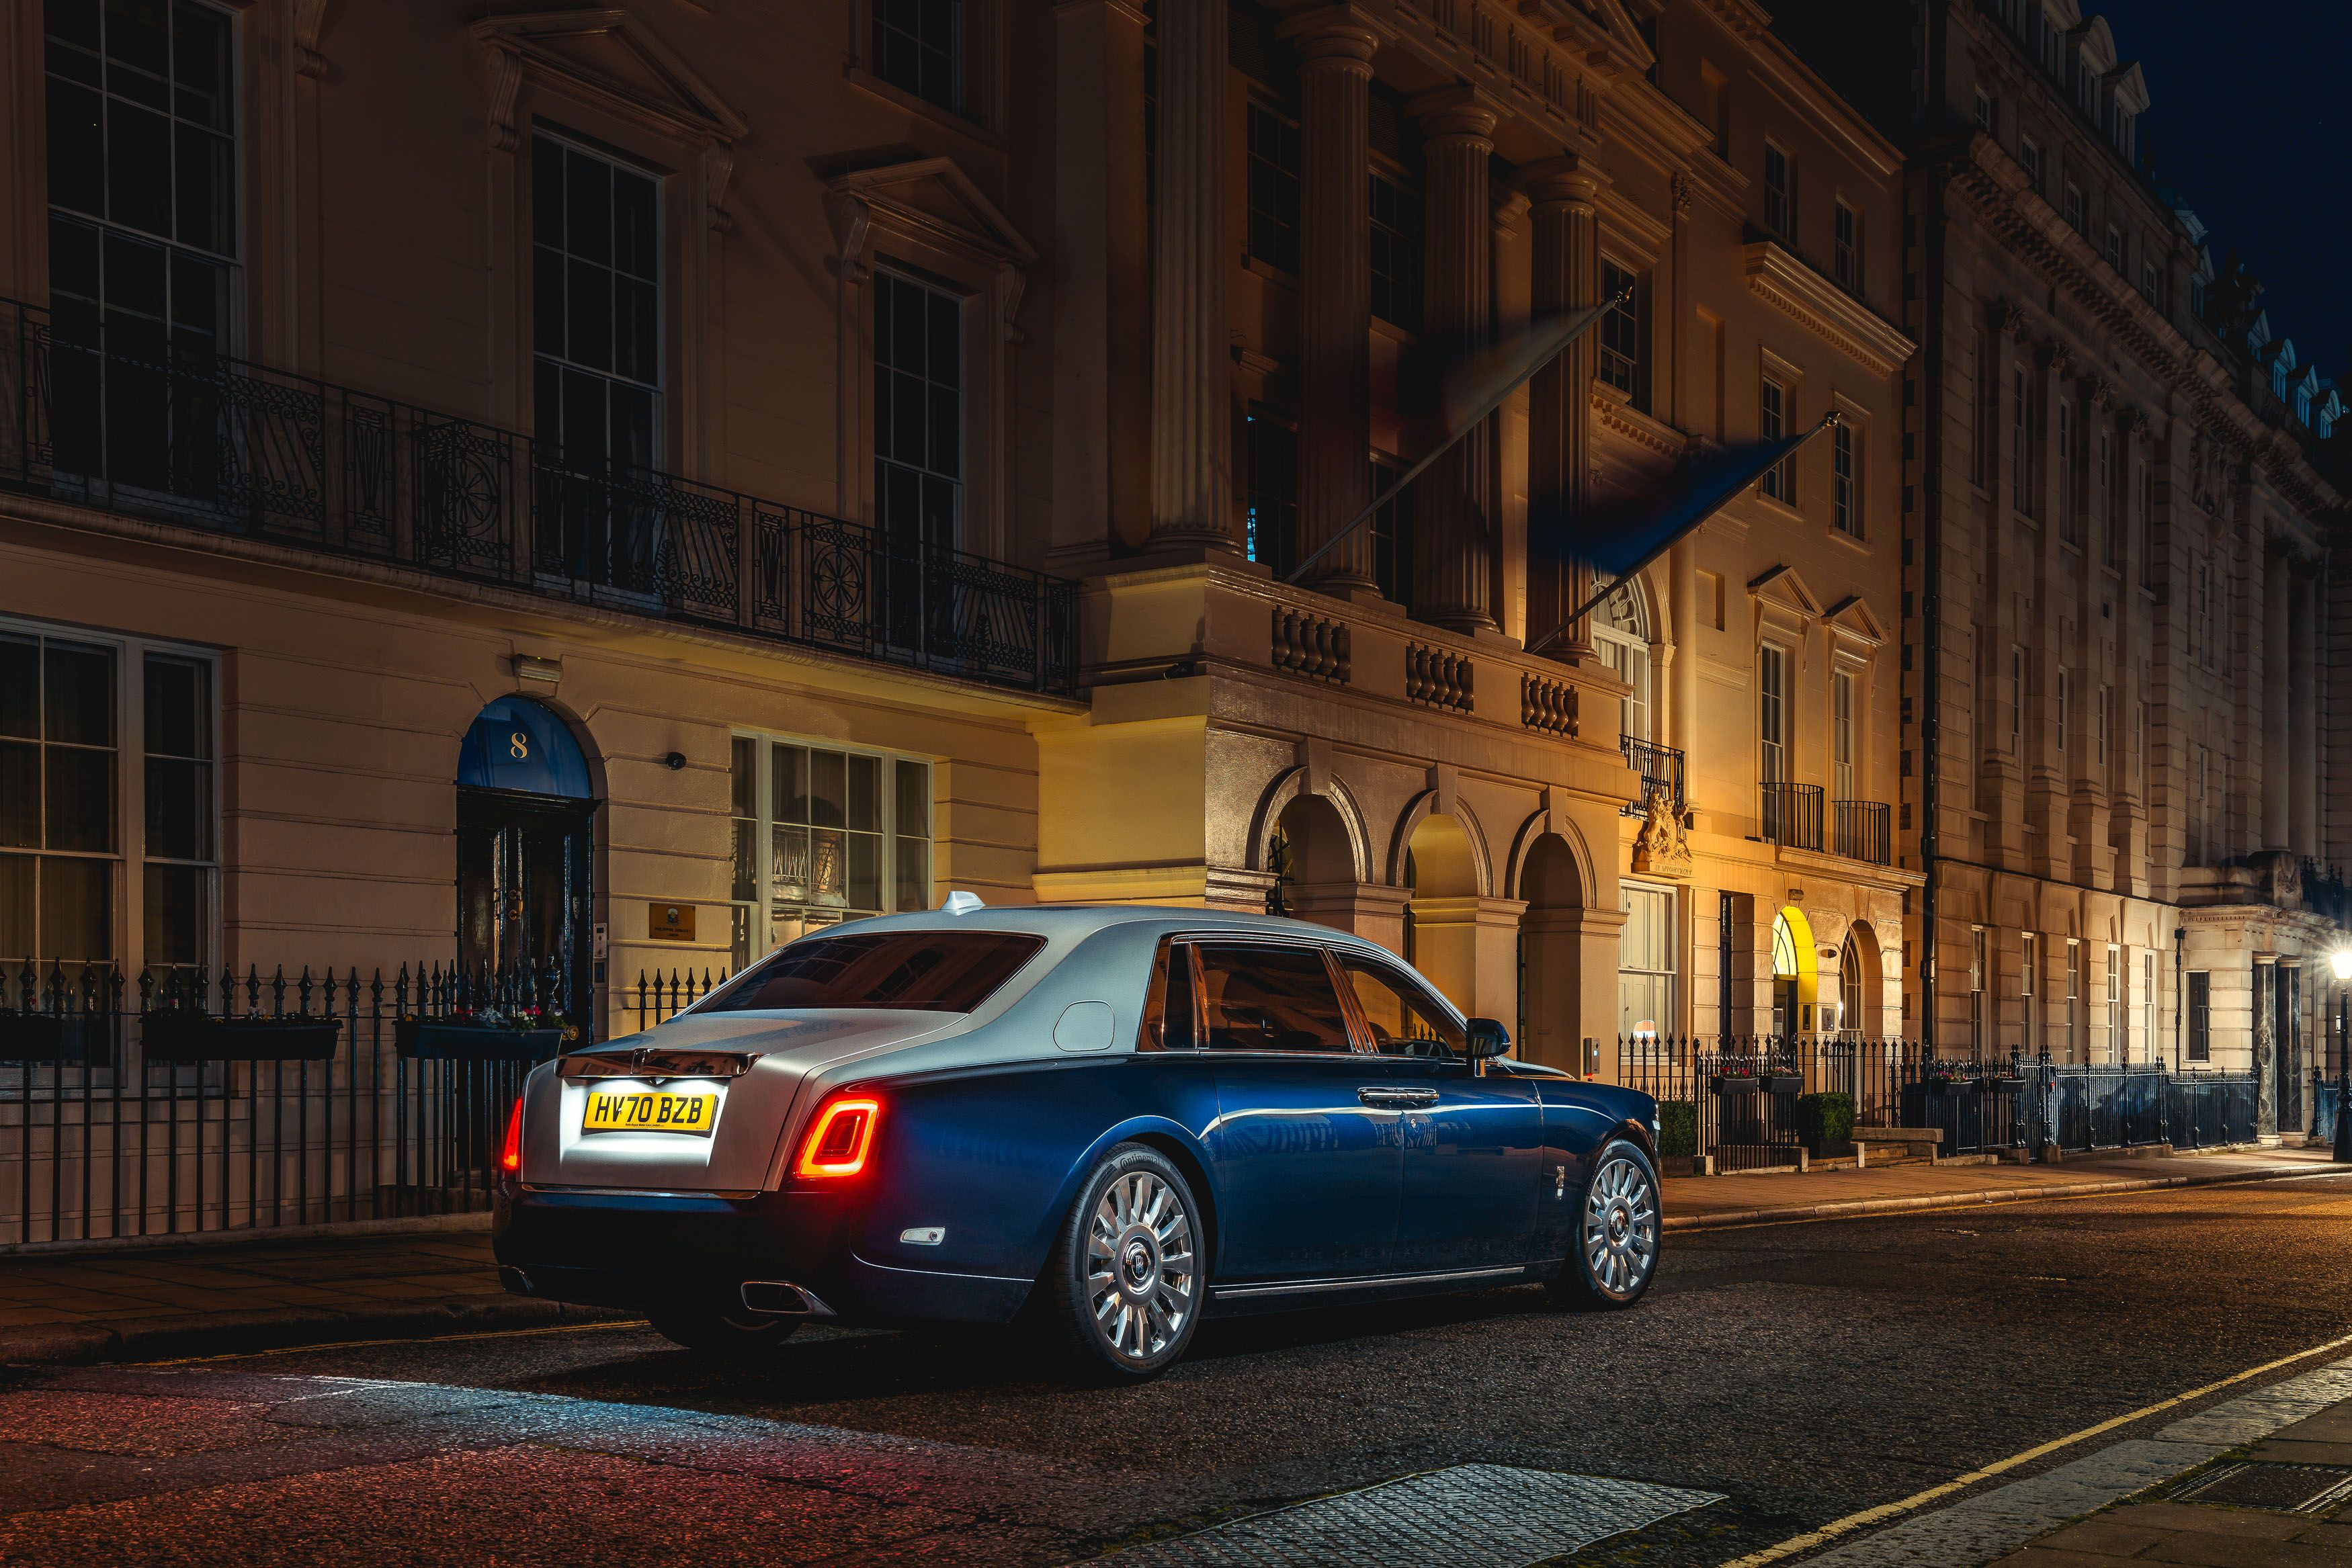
[491,1185,1034,1325]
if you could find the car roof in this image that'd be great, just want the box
[808,902,1381,947]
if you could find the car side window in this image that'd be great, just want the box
[1138,939,1198,1051]
[1340,957,1468,1059]
[1193,944,1353,1053]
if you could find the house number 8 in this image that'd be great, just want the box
[509,730,530,760]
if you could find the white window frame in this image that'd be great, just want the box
[1595,585,1653,745]
[1970,926,1988,1054]
[2065,938,2081,1059]
[0,613,221,982]
[2141,950,2156,1063]
[726,729,937,971]
[1758,643,1788,785]
[1831,668,1856,803]
[2021,931,2039,1057]
[2105,942,2122,1063]
[1617,881,1677,1043]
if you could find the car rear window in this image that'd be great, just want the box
[704,930,1046,1013]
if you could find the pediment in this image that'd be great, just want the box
[827,157,1038,269]
[1823,595,1887,649]
[473,9,749,150]
[1748,564,1823,620]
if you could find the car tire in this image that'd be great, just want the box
[1547,1136,1661,1311]
[646,1297,802,1354]
[1040,1143,1204,1383]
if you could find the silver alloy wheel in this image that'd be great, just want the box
[1084,1168,1197,1364]
[1581,1151,1658,1297]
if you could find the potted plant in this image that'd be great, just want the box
[141,1008,341,1062]
[396,1005,575,1061]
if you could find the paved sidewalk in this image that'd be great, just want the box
[0,1145,2335,1368]
[1992,1393,2352,1567]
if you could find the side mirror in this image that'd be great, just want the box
[1465,1017,1511,1062]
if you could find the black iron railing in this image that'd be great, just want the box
[1833,799,1892,865]
[1620,738,1687,817]
[1759,781,1824,851]
[0,300,1079,695]
[0,959,575,1247]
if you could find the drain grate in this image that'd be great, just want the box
[2177,1462,2352,1514]
[1094,1464,1724,1567]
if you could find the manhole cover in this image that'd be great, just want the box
[2178,1462,2352,1514]
[1092,1465,1724,1567]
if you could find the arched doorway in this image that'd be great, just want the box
[456,696,596,1023]
[1402,812,1480,1014]
[1770,906,1818,1039]
[1267,792,1355,922]
[1839,925,1882,1037]
[1516,835,1585,1073]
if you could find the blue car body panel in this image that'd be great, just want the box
[493,906,1658,1327]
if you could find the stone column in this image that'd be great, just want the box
[1280,8,1385,591]
[1148,0,1236,548]
[1522,158,1603,658]
[2293,567,2320,852]
[1410,91,1499,633]
[1052,0,1152,563]
[2263,544,2292,848]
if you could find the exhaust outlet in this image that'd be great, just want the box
[739,1280,835,1317]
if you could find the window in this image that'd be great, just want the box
[872,270,964,566]
[2189,743,2209,862]
[2140,261,2161,310]
[2055,667,2069,756]
[44,0,238,492]
[1195,944,1353,1052]
[1759,376,1793,503]
[2137,462,2154,587]
[2056,402,2077,543]
[1597,259,1649,408]
[2105,225,2124,273]
[1758,644,1786,787]
[2099,431,2116,565]
[708,930,1041,1014]
[1970,330,1995,487]
[1594,584,1651,743]
[1831,670,1856,803]
[1245,104,1302,273]
[1763,143,1792,237]
[2187,970,2210,1062]
[2062,183,2084,234]
[1833,201,1859,293]
[871,0,964,112]
[2009,645,2024,752]
[1619,883,1676,1043]
[1368,173,1422,332]
[534,136,661,478]
[0,623,216,987]
[1831,420,1859,536]
[2142,950,2156,1062]
[1974,89,1994,131]
[2191,556,2211,663]
[2019,136,2042,191]
[1970,926,1988,1053]
[2065,939,2081,1060]
[2021,931,2038,1056]
[2105,944,2122,1062]
[2096,684,2111,774]
[726,734,934,970]
[1342,955,1466,1057]
[2135,698,2147,785]
[2011,368,2035,515]
[1718,892,1737,1036]
[1367,458,1415,607]
[1245,409,1298,575]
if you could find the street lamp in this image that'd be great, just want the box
[2330,949,2352,1162]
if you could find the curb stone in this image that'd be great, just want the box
[0,1295,632,1368]
[1665,1160,2330,1231]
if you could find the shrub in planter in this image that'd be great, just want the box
[1657,1099,1698,1157]
[1796,1090,1856,1149]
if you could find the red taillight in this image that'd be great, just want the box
[501,1097,524,1176]
[794,1096,881,1178]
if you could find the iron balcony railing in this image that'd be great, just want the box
[1620,737,1687,817]
[0,300,1078,695]
[1833,799,1892,865]
[1759,781,1824,851]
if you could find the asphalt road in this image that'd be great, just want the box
[5,1174,2352,1567]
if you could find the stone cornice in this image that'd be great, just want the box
[1742,241,1917,378]
[1591,387,1686,464]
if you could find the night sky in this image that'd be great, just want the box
[2085,0,2352,387]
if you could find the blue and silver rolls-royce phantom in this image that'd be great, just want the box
[493,901,1663,1380]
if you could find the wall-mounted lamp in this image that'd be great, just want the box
[661,751,687,771]
[512,654,562,687]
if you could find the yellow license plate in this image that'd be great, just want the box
[581,1089,720,1136]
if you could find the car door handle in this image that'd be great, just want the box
[1358,1086,1439,1108]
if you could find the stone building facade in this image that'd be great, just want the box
[1777,0,2350,1129]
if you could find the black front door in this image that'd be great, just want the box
[457,787,595,1025]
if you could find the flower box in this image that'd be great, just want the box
[1761,1074,1804,1095]
[0,1012,104,1064]
[394,1020,569,1062]
[140,1014,341,1063]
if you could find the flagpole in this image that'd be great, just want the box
[1523,410,1843,659]
[1279,282,1636,586]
